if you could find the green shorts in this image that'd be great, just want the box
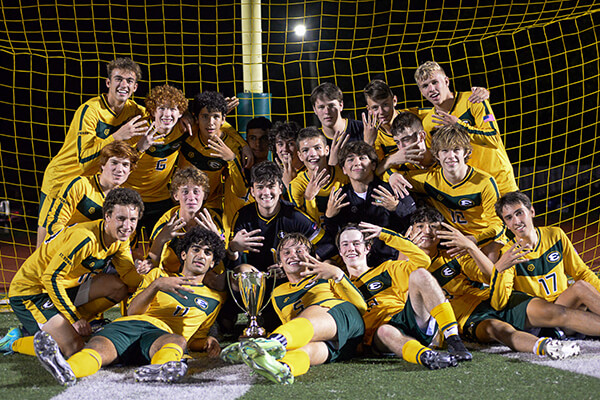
[462,291,533,342]
[93,318,171,365]
[388,297,439,346]
[325,302,365,363]
[10,286,83,336]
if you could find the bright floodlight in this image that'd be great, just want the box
[294,24,306,37]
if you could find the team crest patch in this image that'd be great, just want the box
[547,251,561,263]
[459,198,474,207]
[367,281,383,291]
[207,160,223,170]
[187,152,195,159]
[88,207,96,214]
[149,146,156,152]
[278,231,286,239]
[195,298,208,309]
[527,264,535,272]
[442,267,456,277]
[42,300,54,310]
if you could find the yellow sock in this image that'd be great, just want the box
[68,348,103,378]
[269,318,314,350]
[12,336,36,356]
[150,343,184,364]
[279,349,310,377]
[430,302,459,338]
[402,339,431,365]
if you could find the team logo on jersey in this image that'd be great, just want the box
[195,298,208,309]
[88,206,96,215]
[149,146,156,152]
[437,194,444,202]
[187,151,195,159]
[42,300,55,310]
[172,143,181,150]
[278,231,286,239]
[527,264,535,272]
[547,251,561,263]
[458,198,474,207]
[367,281,383,291]
[208,160,223,170]
[442,267,456,277]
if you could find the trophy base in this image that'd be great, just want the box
[239,326,266,339]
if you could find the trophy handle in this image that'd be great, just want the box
[226,270,247,313]
[257,270,277,314]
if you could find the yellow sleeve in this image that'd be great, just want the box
[379,228,431,269]
[331,275,368,315]
[457,98,503,147]
[489,266,515,311]
[111,241,142,291]
[473,177,504,245]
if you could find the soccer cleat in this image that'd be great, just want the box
[0,327,22,355]
[240,339,294,385]
[134,360,188,383]
[543,339,581,360]
[445,335,473,362]
[34,331,76,386]
[221,338,286,364]
[419,350,458,370]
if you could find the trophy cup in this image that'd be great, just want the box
[227,270,276,338]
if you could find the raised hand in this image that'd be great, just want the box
[358,221,382,241]
[325,187,349,218]
[388,172,413,199]
[432,109,459,126]
[329,129,349,166]
[241,145,254,169]
[495,240,532,273]
[468,86,490,103]
[113,115,149,141]
[299,253,344,281]
[362,111,380,146]
[194,208,222,237]
[136,122,166,153]
[305,167,330,201]
[225,96,240,114]
[208,134,235,162]
[372,185,399,211]
[229,229,265,253]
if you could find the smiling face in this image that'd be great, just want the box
[342,152,376,183]
[436,147,469,176]
[278,238,311,277]
[99,156,133,189]
[106,68,138,105]
[275,136,298,164]
[313,98,343,130]
[153,105,182,134]
[250,180,282,216]
[104,204,139,243]
[417,71,452,106]
[173,184,205,215]
[297,136,329,171]
[180,243,215,277]
[338,229,370,269]
[411,220,442,251]
[501,202,536,239]
[366,95,397,128]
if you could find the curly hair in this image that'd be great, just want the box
[170,167,210,200]
[145,84,188,116]
[310,82,343,106]
[410,206,444,226]
[430,124,472,163]
[103,187,144,219]
[98,141,140,169]
[338,141,378,169]
[495,191,533,220]
[192,91,227,117]
[268,120,300,153]
[414,61,446,84]
[106,57,142,81]
[276,232,315,263]
[177,226,226,267]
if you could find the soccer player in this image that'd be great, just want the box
[147,167,224,274]
[409,206,590,358]
[4,188,144,359]
[37,57,147,246]
[414,60,518,195]
[340,223,472,369]
[32,227,227,386]
[124,84,189,235]
[221,232,366,384]
[376,111,435,177]
[310,82,364,145]
[268,120,305,189]
[325,141,416,265]
[223,116,273,233]
[490,191,600,315]
[43,141,139,238]
[179,91,246,212]
[288,127,348,224]
[390,124,504,261]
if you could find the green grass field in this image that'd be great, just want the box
[2,310,599,400]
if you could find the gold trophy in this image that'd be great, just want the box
[227,270,276,338]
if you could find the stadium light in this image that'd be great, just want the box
[294,24,306,37]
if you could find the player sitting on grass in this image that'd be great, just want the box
[31,226,227,386]
[220,232,367,385]
[340,223,472,369]
[2,188,145,358]
[490,191,600,324]
[409,206,589,359]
